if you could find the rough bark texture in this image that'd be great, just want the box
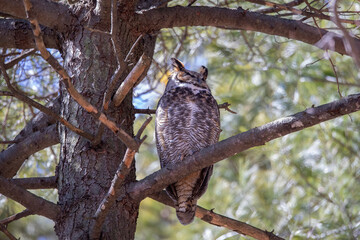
[55,25,139,239]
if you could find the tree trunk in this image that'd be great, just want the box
[54,15,155,240]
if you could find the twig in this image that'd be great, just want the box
[4,49,36,70]
[102,34,143,111]
[218,102,237,114]
[0,223,17,240]
[133,102,237,115]
[257,0,304,14]
[0,61,94,140]
[0,175,60,220]
[249,0,359,25]
[331,0,360,68]
[113,53,152,106]
[150,191,284,240]
[0,209,33,226]
[327,53,342,98]
[22,0,139,150]
[90,117,152,240]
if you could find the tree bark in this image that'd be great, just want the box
[53,5,157,238]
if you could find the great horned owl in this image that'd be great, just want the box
[155,58,221,225]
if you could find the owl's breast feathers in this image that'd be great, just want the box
[155,86,221,168]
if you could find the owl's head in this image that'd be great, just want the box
[167,58,209,90]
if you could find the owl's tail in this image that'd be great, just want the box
[175,199,197,225]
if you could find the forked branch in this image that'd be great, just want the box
[22,0,139,150]
[90,117,152,239]
[0,176,60,220]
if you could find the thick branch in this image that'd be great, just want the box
[11,176,57,189]
[150,191,284,240]
[0,19,60,49]
[0,124,59,178]
[133,6,360,56]
[128,93,360,200]
[0,0,75,32]
[0,176,60,220]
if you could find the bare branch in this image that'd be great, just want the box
[127,93,360,201]
[133,6,360,56]
[0,0,75,32]
[4,49,36,69]
[331,0,360,68]
[0,209,33,226]
[150,191,284,240]
[248,0,358,25]
[11,176,57,189]
[113,53,152,106]
[0,223,17,240]
[0,176,60,220]
[0,124,58,178]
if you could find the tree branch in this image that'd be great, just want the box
[127,93,360,201]
[0,61,94,141]
[132,6,360,56]
[10,176,57,189]
[0,124,59,178]
[90,117,151,240]
[0,19,60,49]
[0,176,60,221]
[0,0,75,32]
[150,191,284,240]
[22,0,139,150]
[0,209,33,226]
[113,53,152,106]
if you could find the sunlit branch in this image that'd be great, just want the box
[90,117,151,240]
[127,93,360,201]
[22,0,139,150]
[113,53,152,106]
[150,191,284,240]
[0,176,60,220]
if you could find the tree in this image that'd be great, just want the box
[0,0,359,239]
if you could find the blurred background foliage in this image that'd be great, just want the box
[1,0,360,239]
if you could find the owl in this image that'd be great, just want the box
[155,58,221,225]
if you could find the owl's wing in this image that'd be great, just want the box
[192,165,213,199]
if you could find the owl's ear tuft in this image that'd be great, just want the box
[199,66,208,81]
[171,58,185,72]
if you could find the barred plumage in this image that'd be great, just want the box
[155,58,221,225]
